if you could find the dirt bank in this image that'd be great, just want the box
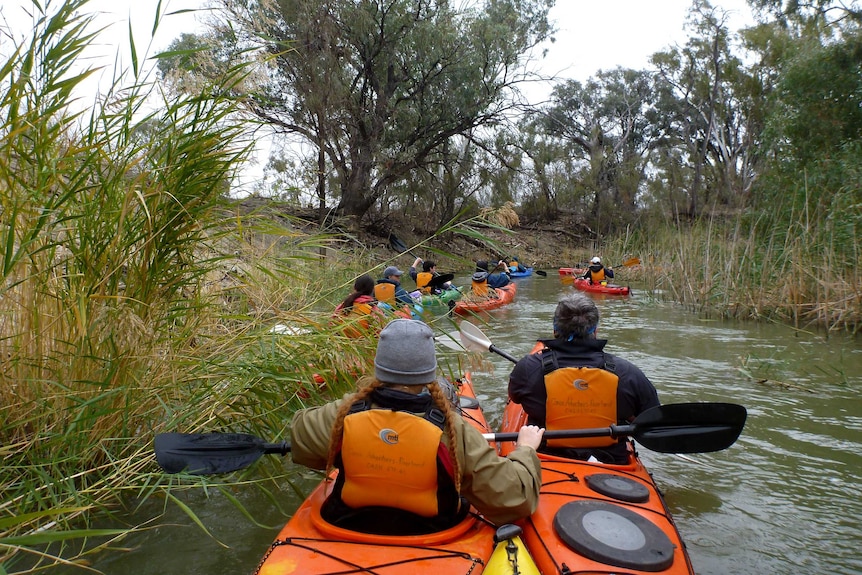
[233,198,598,272]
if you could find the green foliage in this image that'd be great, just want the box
[764,32,862,165]
[751,30,862,269]
[0,2,375,572]
[164,0,555,225]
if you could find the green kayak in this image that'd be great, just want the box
[417,287,462,314]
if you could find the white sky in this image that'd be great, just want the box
[1,0,755,93]
[544,0,753,76]
[1,0,754,192]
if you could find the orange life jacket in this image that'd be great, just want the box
[350,301,374,319]
[540,350,619,448]
[340,409,443,517]
[416,271,433,294]
[344,301,376,336]
[471,271,489,296]
[588,268,606,283]
[374,282,396,304]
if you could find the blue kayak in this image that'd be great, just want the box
[509,267,533,278]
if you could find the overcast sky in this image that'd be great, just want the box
[1,0,755,191]
[2,0,755,89]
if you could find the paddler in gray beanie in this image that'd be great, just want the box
[290,318,544,533]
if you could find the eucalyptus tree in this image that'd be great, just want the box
[512,116,571,220]
[183,0,554,229]
[743,17,862,264]
[382,134,485,232]
[747,0,862,30]
[535,67,656,235]
[650,0,759,219]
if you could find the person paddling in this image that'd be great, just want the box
[290,319,544,533]
[582,256,614,284]
[410,258,453,295]
[507,292,659,464]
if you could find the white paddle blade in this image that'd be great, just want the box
[435,331,465,351]
[459,320,493,353]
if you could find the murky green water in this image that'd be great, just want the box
[60,272,862,575]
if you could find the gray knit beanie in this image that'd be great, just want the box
[374,319,437,385]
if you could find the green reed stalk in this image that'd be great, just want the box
[620,208,860,334]
[0,2,349,571]
[0,4,447,569]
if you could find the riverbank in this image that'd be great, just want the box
[237,198,859,335]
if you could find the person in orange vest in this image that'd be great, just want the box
[374,266,414,305]
[333,274,383,336]
[474,259,510,290]
[289,319,545,534]
[409,258,452,295]
[507,292,659,464]
[582,256,614,284]
[506,255,527,274]
[334,274,377,314]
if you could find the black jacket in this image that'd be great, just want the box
[507,337,660,463]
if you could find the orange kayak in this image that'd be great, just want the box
[254,374,539,575]
[452,282,518,315]
[497,399,696,575]
[573,277,631,296]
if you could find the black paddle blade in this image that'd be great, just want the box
[427,273,455,288]
[632,402,747,454]
[154,432,289,475]
[388,233,408,252]
[534,270,548,276]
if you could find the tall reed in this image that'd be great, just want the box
[0,2,372,572]
[617,209,860,334]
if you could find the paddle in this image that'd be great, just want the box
[457,320,746,453]
[534,270,548,277]
[435,330,465,351]
[614,256,641,268]
[427,273,455,289]
[155,398,745,475]
[154,432,289,475]
[484,402,746,454]
[388,232,420,259]
[459,320,519,363]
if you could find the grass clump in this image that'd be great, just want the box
[0,2,378,572]
[615,213,861,335]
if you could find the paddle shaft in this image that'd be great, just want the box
[457,321,746,453]
[490,344,519,363]
[485,424,634,442]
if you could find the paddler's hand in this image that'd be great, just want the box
[515,425,545,451]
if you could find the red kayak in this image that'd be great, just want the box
[573,277,631,296]
[453,282,517,315]
[558,267,587,280]
[497,399,696,575]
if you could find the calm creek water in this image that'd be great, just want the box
[64,272,862,575]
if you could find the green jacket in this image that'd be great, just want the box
[290,395,542,525]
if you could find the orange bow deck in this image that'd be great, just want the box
[497,399,696,575]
